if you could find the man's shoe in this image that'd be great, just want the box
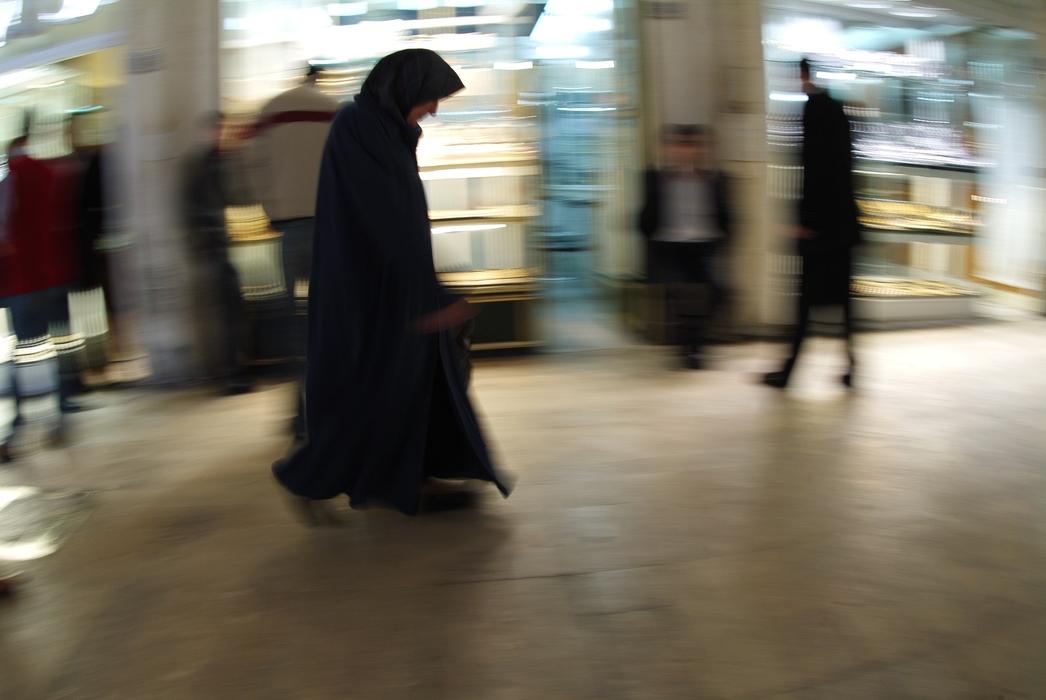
[762,370,789,389]
[221,381,252,396]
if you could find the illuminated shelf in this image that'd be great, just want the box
[420,160,543,174]
[438,268,541,296]
[429,204,539,222]
[225,205,280,244]
[854,159,981,181]
[852,277,979,299]
[851,277,980,326]
[861,228,975,245]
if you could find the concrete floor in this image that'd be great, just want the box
[1,316,1045,699]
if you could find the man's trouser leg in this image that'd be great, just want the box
[274,218,314,436]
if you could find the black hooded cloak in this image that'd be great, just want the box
[273,50,510,515]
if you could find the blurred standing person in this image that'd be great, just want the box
[68,112,115,381]
[0,133,81,455]
[71,113,112,297]
[764,58,859,389]
[639,125,731,369]
[252,64,338,438]
[273,49,511,518]
[182,112,252,395]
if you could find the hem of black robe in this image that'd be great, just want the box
[272,334,510,516]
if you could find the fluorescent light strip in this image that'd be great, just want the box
[494,61,533,71]
[421,166,540,181]
[431,224,508,235]
[770,92,809,102]
[398,14,508,29]
[816,71,856,81]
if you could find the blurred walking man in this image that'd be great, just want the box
[183,112,252,395]
[764,58,858,389]
[252,65,338,437]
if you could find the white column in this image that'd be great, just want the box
[121,0,221,382]
[640,0,771,333]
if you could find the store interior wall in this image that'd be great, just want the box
[643,0,716,131]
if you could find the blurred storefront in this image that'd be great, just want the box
[0,1,145,446]
[218,0,644,352]
[0,0,1043,396]
[762,0,1046,326]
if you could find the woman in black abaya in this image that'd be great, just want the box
[273,50,511,517]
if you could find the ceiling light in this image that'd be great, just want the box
[396,0,437,10]
[327,2,367,16]
[770,92,809,102]
[39,0,101,22]
[845,2,891,8]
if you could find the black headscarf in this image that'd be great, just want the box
[357,49,464,138]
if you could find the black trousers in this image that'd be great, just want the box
[664,283,714,354]
[216,258,250,384]
[783,250,855,375]
[272,218,314,435]
[786,290,855,370]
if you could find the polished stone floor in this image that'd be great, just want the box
[1,314,1044,699]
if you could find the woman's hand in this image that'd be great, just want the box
[415,298,477,334]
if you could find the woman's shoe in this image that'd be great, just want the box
[420,480,479,512]
[421,490,478,512]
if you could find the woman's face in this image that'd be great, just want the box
[406,100,439,126]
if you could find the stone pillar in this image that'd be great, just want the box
[711,0,770,333]
[121,0,221,382]
[639,0,771,333]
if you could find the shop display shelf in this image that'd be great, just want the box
[439,269,543,352]
[854,159,981,182]
[851,276,980,326]
[860,228,975,246]
[429,205,540,222]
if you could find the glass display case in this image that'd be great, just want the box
[220,0,644,353]
[419,106,543,350]
[765,16,1046,327]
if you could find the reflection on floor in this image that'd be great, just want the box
[1,314,1044,699]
